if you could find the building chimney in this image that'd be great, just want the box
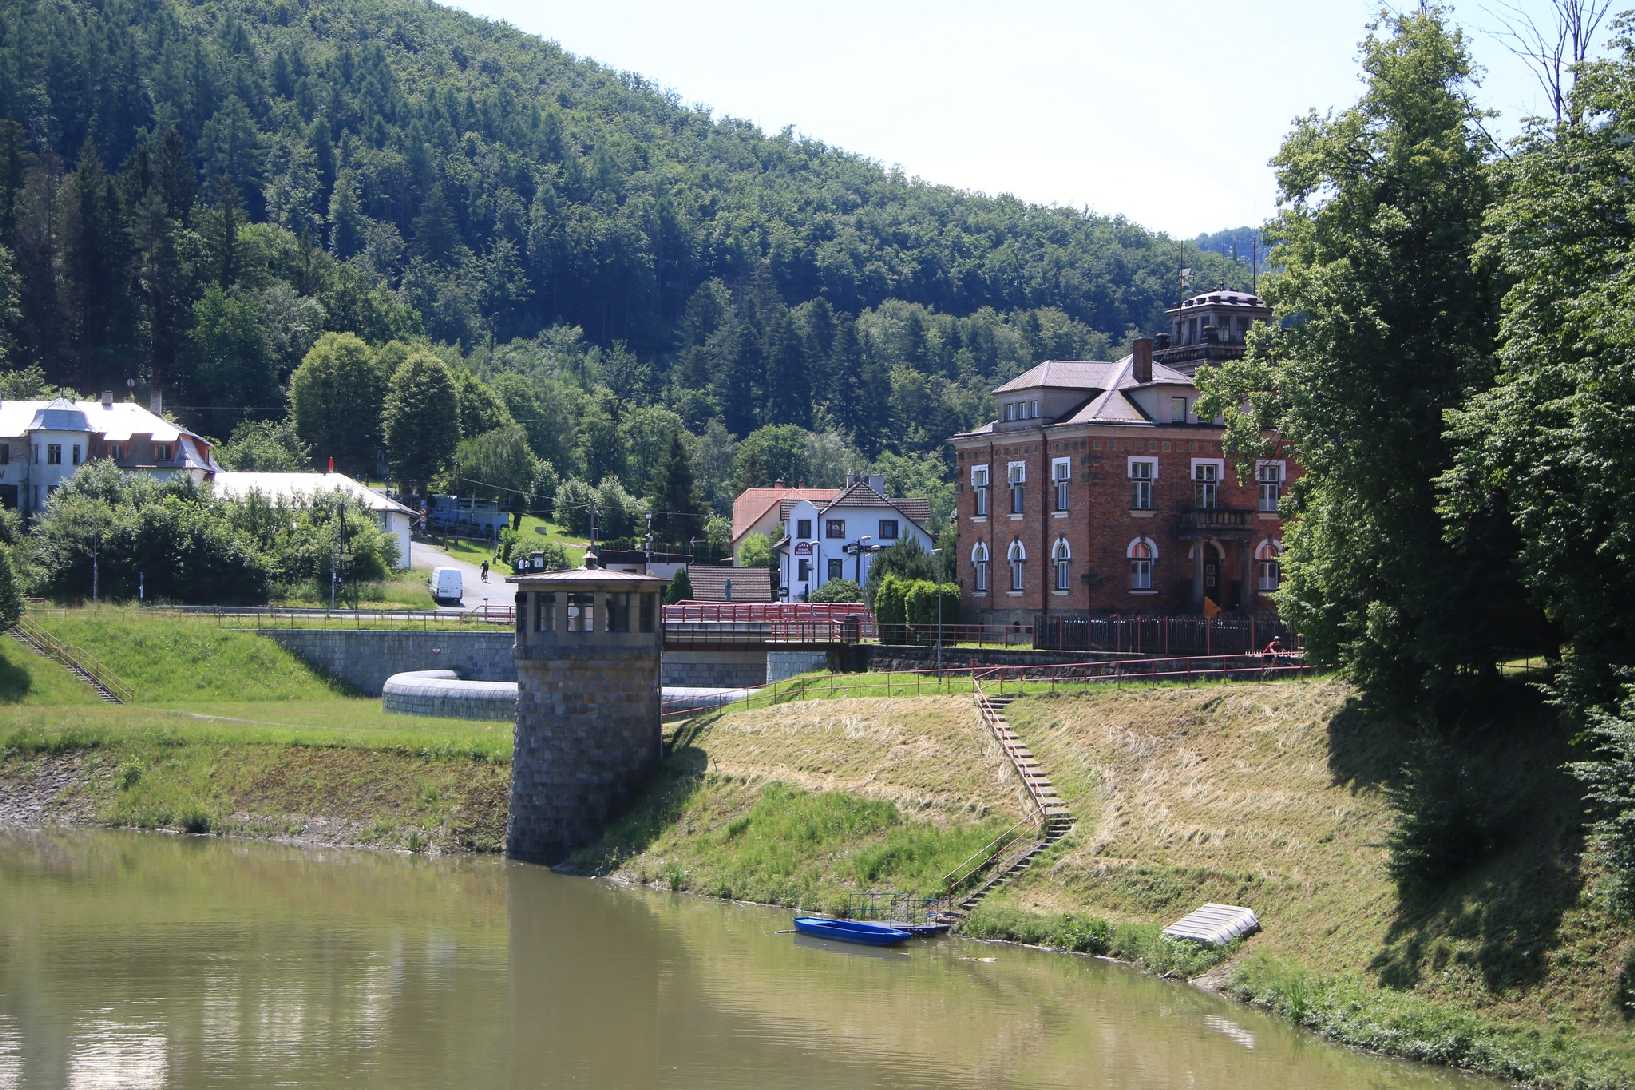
[100,390,113,409]
[1154,332,1170,350]
[1133,338,1153,383]
[149,388,163,416]
[774,479,785,489]
[867,474,885,496]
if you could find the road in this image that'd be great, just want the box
[409,540,505,611]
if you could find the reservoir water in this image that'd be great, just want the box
[0,829,1501,1089]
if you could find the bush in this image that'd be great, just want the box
[875,574,909,628]
[809,578,862,603]
[666,569,693,603]
[1385,737,1515,893]
[903,580,960,628]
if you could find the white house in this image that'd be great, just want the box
[0,395,219,513]
[776,478,934,601]
[211,471,416,570]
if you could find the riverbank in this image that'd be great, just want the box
[2,615,1631,1087]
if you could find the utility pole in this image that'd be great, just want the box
[644,512,653,574]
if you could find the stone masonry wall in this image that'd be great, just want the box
[382,669,517,721]
[507,647,661,865]
[264,629,517,695]
[660,649,765,688]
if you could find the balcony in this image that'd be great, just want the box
[1174,506,1254,537]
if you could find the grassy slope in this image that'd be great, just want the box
[990,680,1635,1083]
[569,696,1029,912]
[272,567,436,609]
[29,607,349,702]
[0,635,100,705]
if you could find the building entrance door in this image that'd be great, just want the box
[1203,552,1221,604]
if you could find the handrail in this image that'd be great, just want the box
[939,813,1035,895]
[15,617,135,703]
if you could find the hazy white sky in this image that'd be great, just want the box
[443,0,1611,237]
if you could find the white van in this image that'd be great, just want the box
[429,566,464,604]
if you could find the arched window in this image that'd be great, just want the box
[1256,538,1282,592]
[970,541,990,594]
[1127,536,1157,591]
[1007,538,1026,592]
[1051,537,1071,591]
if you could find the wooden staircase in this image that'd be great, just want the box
[935,688,1074,927]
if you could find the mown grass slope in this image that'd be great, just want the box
[991,679,1635,1084]
[29,607,348,702]
[0,634,101,705]
[571,696,1029,912]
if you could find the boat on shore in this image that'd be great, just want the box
[792,916,913,946]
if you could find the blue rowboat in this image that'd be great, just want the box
[792,916,913,946]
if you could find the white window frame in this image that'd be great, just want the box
[1128,456,1157,511]
[1126,536,1157,591]
[971,541,990,593]
[1004,402,1016,422]
[970,464,990,517]
[1007,461,1026,515]
[1256,538,1282,591]
[1051,456,1071,512]
[1191,458,1224,511]
[1007,538,1026,592]
[1051,536,1071,591]
[1255,459,1286,514]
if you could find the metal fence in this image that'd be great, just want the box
[1036,614,1300,656]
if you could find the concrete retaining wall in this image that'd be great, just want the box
[660,649,765,688]
[383,669,517,721]
[766,649,829,683]
[265,629,516,696]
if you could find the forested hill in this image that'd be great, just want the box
[0,0,1245,488]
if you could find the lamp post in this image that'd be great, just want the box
[931,547,943,671]
[854,535,872,585]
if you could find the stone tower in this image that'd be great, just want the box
[505,558,667,864]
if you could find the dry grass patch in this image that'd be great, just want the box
[990,678,1635,1037]
[691,696,1027,823]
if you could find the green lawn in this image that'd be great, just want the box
[434,516,588,573]
[272,567,435,610]
[27,607,348,703]
[0,635,102,705]
[0,698,509,761]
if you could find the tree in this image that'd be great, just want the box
[1444,32,1635,909]
[738,531,776,575]
[216,418,311,471]
[649,430,699,544]
[449,425,540,527]
[450,367,512,440]
[808,577,861,603]
[382,351,459,492]
[288,332,387,474]
[665,568,693,604]
[1196,8,1513,711]
[1488,0,1613,123]
[731,424,811,496]
[0,546,20,628]
[863,537,939,606]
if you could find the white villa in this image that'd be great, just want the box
[211,471,416,570]
[0,395,219,513]
[776,477,933,601]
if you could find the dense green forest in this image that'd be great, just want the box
[0,0,1245,534]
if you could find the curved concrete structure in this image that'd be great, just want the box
[382,669,519,721]
[382,669,751,722]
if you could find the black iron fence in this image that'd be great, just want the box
[1037,614,1299,656]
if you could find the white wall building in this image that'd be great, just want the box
[776,479,934,601]
[211,471,416,570]
[0,396,219,514]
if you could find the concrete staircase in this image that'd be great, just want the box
[9,625,124,703]
[935,689,1074,927]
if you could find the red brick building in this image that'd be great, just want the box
[950,290,1295,625]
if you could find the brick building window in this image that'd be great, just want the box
[1007,538,1026,592]
[1051,457,1071,512]
[1128,457,1156,510]
[1051,537,1071,591]
[970,465,989,517]
[1007,462,1026,514]
[1192,460,1222,509]
[1127,536,1157,591]
[1256,460,1285,513]
[971,541,990,593]
[1256,538,1282,591]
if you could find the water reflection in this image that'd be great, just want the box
[0,830,1499,1090]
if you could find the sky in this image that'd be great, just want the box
[442,0,1612,238]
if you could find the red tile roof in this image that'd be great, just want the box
[731,487,841,544]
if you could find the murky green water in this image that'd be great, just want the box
[0,830,1501,1089]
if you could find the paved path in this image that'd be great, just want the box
[409,540,503,611]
